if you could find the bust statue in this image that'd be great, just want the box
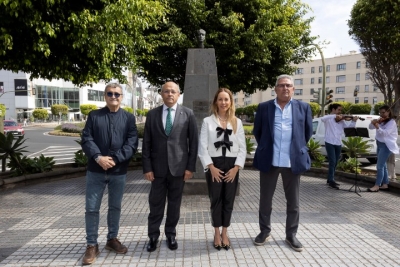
[197,29,206,48]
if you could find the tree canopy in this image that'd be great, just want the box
[135,0,316,93]
[0,0,166,86]
[348,0,400,116]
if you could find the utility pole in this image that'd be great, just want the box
[313,44,327,116]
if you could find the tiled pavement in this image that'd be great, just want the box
[0,170,400,267]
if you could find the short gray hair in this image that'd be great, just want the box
[275,74,294,87]
[105,83,122,92]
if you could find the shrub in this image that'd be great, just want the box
[32,108,49,120]
[7,154,55,176]
[245,138,255,155]
[136,123,145,138]
[74,150,88,167]
[61,123,83,133]
[243,125,253,135]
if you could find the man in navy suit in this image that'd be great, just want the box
[142,81,198,252]
[252,74,312,252]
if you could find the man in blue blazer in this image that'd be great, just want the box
[252,74,312,252]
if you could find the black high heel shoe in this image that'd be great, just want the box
[221,242,231,251]
[214,243,222,251]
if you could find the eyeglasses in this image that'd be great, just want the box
[162,90,179,95]
[106,92,122,98]
[276,84,293,88]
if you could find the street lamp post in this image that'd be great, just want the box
[310,44,327,116]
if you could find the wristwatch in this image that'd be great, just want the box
[95,156,100,163]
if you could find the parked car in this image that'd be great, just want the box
[311,114,379,163]
[3,120,25,136]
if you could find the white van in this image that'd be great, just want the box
[311,114,380,163]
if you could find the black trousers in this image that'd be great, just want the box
[259,167,300,239]
[206,157,238,228]
[148,170,185,239]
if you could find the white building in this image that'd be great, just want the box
[234,52,384,108]
[0,70,149,122]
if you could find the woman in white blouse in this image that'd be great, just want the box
[368,105,399,192]
[198,88,246,251]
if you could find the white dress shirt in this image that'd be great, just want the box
[162,103,177,129]
[321,114,356,146]
[198,115,247,171]
[369,119,399,154]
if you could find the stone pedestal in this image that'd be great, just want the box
[182,49,217,194]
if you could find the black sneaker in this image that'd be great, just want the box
[253,232,271,246]
[327,181,340,186]
[328,182,339,189]
[285,236,303,252]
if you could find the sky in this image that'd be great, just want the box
[302,0,359,59]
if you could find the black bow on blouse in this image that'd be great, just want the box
[214,127,233,156]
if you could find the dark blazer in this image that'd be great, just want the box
[253,99,312,175]
[81,107,138,175]
[142,104,198,177]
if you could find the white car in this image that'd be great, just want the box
[311,114,380,163]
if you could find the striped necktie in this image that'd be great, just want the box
[165,107,172,135]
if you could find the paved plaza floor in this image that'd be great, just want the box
[0,170,399,267]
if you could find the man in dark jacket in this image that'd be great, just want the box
[81,83,138,265]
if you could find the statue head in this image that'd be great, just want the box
[197,29,206,48]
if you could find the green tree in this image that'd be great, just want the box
[309,102,320,117]
[349,103,371,114]
[80,104,98,116]
[0,0,166,86]
[135,0,316,93]
[0,104,5,117]
[348,0,400,117]
[123,107,133,113]
[51,104,68,116]
[32,109,49,120]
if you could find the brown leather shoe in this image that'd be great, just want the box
[105,238,128,254]
[82,244,99,265]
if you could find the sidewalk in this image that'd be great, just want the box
[0,170,399,267]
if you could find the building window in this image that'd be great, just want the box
[355,85,360,93]
[311,78,314,84]
[356,73,360,81]
[326,76,330,83]
[311,67,315,73]
[326,65,330,72]
[336,63,346,71]
[364,97,368,103]
[294,79,303,85]
[318,77,322,84]
[310,88,314,94]
[373,97,377,104]
[319,66,323,73]
[336,75,346,83]
[271,90,275,96]
[373,85,379,92]
[356,61,361,69]
[365,85,369,92]
[365,62,370,68]
[336,87,345,94]
[355,97,359,103]
[295,68,304,74]
[294,89,303,95]
[365,73,370,80]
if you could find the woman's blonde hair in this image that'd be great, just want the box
[211,88,237,133]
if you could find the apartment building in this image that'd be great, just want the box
[234,52,384,107]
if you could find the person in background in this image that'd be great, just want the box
[81,83,138,265]
[321,103,359,189]
[368,105,399,192]
[198,88,246,251]
[252,74,313,252]
[142,81,198,252]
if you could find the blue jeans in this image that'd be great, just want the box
[375,141,392,186]
[325,142,342,183]
[85,171,126,245]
